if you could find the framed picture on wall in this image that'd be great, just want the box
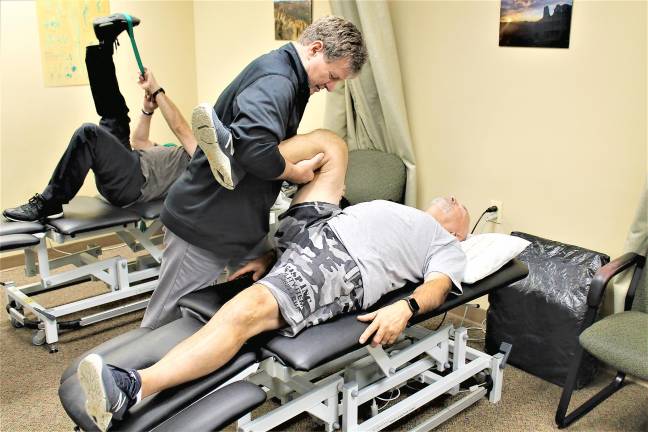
[499,0,573,48]
[274,0,312,41]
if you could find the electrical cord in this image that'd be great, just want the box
[470,205,499,235]
[376,388,401,410]
[432,312,448,330]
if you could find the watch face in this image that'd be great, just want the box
[408,297,420,313]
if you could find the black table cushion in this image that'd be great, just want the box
[0,221,45,235]
[127,199,164,220]
[47,196,140,236]
[59,316,258,432]
[0,233,39,251]
[152,381,266,432]
[179,260,528,371]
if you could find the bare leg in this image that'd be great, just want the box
[278,129,348,205]
[137,283,284,398]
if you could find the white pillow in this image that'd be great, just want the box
[460,233,530,284]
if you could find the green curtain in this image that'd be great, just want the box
[324,0,417,207]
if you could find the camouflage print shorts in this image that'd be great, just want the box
[259,202,364,337]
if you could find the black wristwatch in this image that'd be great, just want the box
[402,296,420,317]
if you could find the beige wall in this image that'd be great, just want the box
[390,0,646,260]
[0,0,197,210]
[192,0,332,134]
[1,0,646,266]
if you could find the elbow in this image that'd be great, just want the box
[130,139,144,150]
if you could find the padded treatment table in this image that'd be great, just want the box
[2,196,165,352]
[46,196,141,238]
[0,221,45,251]
[59,260,528,431]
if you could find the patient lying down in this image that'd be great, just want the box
[76,131,470,431]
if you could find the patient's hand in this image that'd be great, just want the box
[357,301,413,347]
[228,250,276,282]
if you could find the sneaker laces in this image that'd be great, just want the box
[27,194,45,209]
[108,364,141,404]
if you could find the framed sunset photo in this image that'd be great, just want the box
[499,0,574,48]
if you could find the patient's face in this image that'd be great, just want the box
[427,196,470,241]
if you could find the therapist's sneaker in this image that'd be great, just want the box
[78,353,141,432]
[93,14,140,46]
[2,194,63,222]
[192,103,244,190]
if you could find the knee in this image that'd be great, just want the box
[310,129,348,167]
[214,284,278,337]
[72,123,98,146]
[78,123,98,135]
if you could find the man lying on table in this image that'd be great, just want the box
[76,128,470,431]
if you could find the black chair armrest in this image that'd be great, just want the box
[587,252,643,308]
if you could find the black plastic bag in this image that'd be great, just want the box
[485,232,610,388]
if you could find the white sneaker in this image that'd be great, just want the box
[192,103,243,190]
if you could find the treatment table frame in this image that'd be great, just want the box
[241,323,505,432]
[58,259,527,431]
[2,197,164,352]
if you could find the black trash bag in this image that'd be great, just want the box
[485,232,610,388]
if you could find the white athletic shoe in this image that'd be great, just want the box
[192,103,243,190]
[78,353,140,432]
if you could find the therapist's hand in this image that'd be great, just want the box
[228,250,276,281]
[277,153,325,184]
[357,300,413,347]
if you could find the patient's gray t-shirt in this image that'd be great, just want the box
[327,200,466,308]
[137,146,190,203]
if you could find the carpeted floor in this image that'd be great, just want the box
[1,252,647,432]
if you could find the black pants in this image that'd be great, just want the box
[41,45,144,207]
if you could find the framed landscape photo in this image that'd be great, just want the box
[499,0,574,48]
[274,0,312,41]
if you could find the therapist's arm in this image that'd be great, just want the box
[230,76,323,182]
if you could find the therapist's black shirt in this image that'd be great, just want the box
[161,43,310,259]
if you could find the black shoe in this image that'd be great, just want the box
[3,194,63,222]
[93,14,140,45]
[78,354,142,432]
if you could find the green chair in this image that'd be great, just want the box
[344,149,406,205]
[555,247,647,428]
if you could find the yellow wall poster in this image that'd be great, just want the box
[36,0,110,87]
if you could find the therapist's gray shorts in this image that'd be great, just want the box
[259,202,364,337]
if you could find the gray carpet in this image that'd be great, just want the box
[1,253,647,432]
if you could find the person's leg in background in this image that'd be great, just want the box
[85,42,131,148]
[2,18,143,222]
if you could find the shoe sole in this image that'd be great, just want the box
[2,212,63,222]
[192,103,235,190]
[78,354,113,432]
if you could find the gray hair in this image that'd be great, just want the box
[299,15,368,76]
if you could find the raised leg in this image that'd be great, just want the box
[278,129,348,206]
[85,44,130,148]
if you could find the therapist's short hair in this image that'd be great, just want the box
[299,16,368,76]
